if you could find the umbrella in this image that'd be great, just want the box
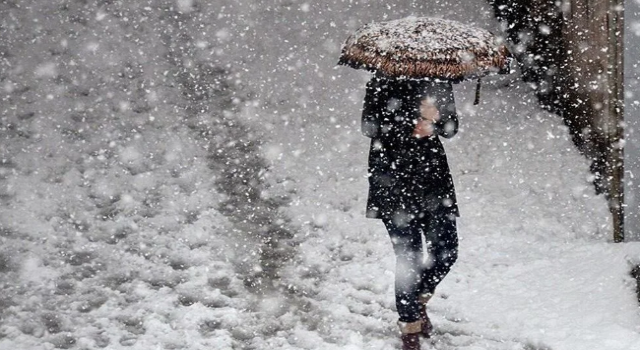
[338,17,512,104]
[338,16,511,81]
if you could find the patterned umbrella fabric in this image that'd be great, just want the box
[338,16,511,80]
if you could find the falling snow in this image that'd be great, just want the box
[0,1,639,350]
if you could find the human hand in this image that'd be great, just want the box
[412,118,435,138]
[420,98,440,122]
[412,98,440,138]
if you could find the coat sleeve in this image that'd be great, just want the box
[361,79,382,138]
[433,82,459,139]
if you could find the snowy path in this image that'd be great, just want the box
[260,79,640,349]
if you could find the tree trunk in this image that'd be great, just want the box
[487,0,624,241]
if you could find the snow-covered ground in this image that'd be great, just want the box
[1,1,639,350]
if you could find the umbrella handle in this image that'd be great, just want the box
[474,78,481,105]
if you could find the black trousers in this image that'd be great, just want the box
[383,213,458,323]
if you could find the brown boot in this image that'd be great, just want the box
[398,320,422,350]
[418,293,433,338]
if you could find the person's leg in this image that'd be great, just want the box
[382,217,424,323]
[419,214,458,296]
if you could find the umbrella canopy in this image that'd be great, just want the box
[338,16,511,80]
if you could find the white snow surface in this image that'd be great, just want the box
[1,1,639,350]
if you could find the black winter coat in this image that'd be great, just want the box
[362,76,459,221]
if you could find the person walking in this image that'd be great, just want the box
[361,74,460,350]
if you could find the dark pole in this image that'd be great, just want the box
[608,0,624,242]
